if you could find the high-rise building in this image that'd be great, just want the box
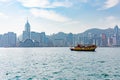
[114,25,119,34]
[31,31,40,42]
[101,33,108,46]
[40,32,47,46]
[108,37,113,46]
[23,20,31,41]
[7,32,17,47]
[66,33,73,46]
[0,32,16,47]
[113,25,120,46]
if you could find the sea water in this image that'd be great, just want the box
[0,47,120,80]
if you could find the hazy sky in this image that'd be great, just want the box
[0,0,120,35]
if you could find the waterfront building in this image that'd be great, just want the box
[40,32,47,46]
[7,32,16,47]
[87,33,93,44]
[53,39,64,47]
[114,25,119,34]
[66,33,73,46]
[101,33,108,46]
[19,39,34,47]
[0,35,2,47]
[113,25,120,46]
[23,20,31,41]
[31,31,40,42]
[112,35,117,45]
[46,37,54,47]
[0,33,8,47]
[33,40,40,47]
[108,37,113,47]
[0,32,16,47]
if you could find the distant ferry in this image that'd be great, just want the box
[70,44,97,51]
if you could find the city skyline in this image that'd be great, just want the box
[0,24,120,47]
[0,0,120,35]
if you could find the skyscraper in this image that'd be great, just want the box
[101,33,107,46]
[114,25,119,34]
[113,25,120,46]
[23,20,31,41]
[0,32,16,47]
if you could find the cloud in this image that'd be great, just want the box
[0,13,8,18]
[30,8,70,22]
[99,0,120,10]
[17,0,72,22]
[78,0,88,3]
[0,0,11,2]
[65,20,81,25]
[105,16,116,21]
[17,0,50,8]
[17,0,72,8]
[98,16,120,27]
[105,16,120,25]
[51,1,72,8]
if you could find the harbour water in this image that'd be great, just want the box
[0,47,120,80]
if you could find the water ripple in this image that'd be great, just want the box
[0,48,120,80]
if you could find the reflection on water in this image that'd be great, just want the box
[0,47,120,80]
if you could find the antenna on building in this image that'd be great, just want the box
[27,17,28,23]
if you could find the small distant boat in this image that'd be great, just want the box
[70,44,97,51]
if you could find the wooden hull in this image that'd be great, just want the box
[70,47,96,51]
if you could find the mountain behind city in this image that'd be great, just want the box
[52,27,117,38]
[48,26,120,47]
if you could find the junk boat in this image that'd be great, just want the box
[70,44,97,51]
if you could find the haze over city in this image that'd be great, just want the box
[0,0,120,35]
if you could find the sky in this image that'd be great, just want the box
[0,0,120,35]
